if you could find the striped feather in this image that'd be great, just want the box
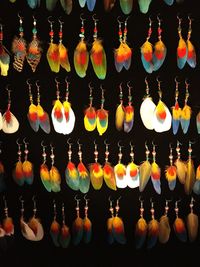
[74,40,89,78]
[65,161,79,191]
[0,44,10,76]
[12,36,27,72]
[135,217,147,249]
[26,38,42,72]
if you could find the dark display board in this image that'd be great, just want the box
[0,0,200,266]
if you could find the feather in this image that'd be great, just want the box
[2,110,19,134]
[153,40,167,71]
[180,104,191,134]
[59,224,71,248]
[104,0,116,11]
[12,35,27,72]
[40,164,51,192]
[90,39,107,80]
[147,219,159,249]
[112,217,126,244]
[193,165,200,195]
[103,163,117,190]
[0,43,10,76]
[13,161,25,186]
[79,0,87,7]
[62,101,75,135]
[119,0,133,14]
[50,166,61,193]
[186,212,198,242]
[187,40,196,68]
[184,159,195,195]
[153,100,172,133]
[139,160,151,192]
[27,0,40,8]
[151,162,161,194]
[51,100,65,134]
[140,97,156,130]
[135,217,147,249]
[107,217,114,244]
[84,107,97,131]
[141,40,153,73]
[159,215,171,244]
[0,161,6,192]
[60,0,73,14]
[0,112,2,130]
[177,37,188,69]
[50,220,60,247]
[173,217,187,242]
[27,103,39,132]
[46,43,60,73]
[163,0,174,5]
[83,217,92,244]
[165,165,177,191]
[115,104,125,131]
[74,40,89,78]
[46,0,58,10]
[196,111,200,134]
[77,162,90,194]
[22,160,34,185]
[172,102,181,135]
[72,217,83,245]
[26,37,42,72]
[65,161,79,191]
[174,159,187,184]
[114,43,132,72]
[58,43,71,72]
[124,105,134,133]
[115,163,127,189]
[3,217,14,236]
[138,0,152,13]
[126,162,139,188]
[26,217,44,241]
[37,104,51,134]
[86,0,96,11]
[89,162,103,190]
[96,108,108,136]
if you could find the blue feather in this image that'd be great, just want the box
[27,0,40,8]
[124,119,133,133]
[79,174,90,194]
[141,54,153,73]
[147,234,158,249]
[152,48,167,71]
[123,57,132,70]
[86,0,96,11]
[135,233,146,249]
[177,52,187,69]
[172,119,180,135]
[180,119,190,134]
[65,165,80,191]
[169,179,176,191]
[79,0,87,7]
[138,0,152,14]
[39,115,51,134]
[187,57,196,68]
[114,59,124,73]
[163,0,174,5]
[193,180,200,195]
[151,179,161,194]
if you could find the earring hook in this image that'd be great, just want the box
[67,138,72,145]
[117,16,123,24]
[92,14,99,22]
[23,137,28,145]
[16,138,21,146]
[47,16,54,24]
[104,139,109,146]
[41,140,46,148]
[26,79,32,86]
[80,13,86,21]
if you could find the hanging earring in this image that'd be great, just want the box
[74,13,89,78]
[13,139,24,186]
[50,200,60,247]
[115,141,127,189]
[174,140,187,185]
[177,15,187,69]
[2,196,14,238]
[165,144,177,191]
[180,79,192,134]
[186,197,198,242]
[196,109,200,134]
[186,15,196,68]
[124,81,134,133]
[79,0,96,11]
[96,86,108,136]
[12,14,27,72]
[141,17,153,73]
[49,144,61,193]
[2,87,19,134]
[0,143,6,192]
[135,197,147,249]
[173,199,187,242]
[89,140,103,190]
[115,82,125,131]
[72,195,83,246]
[107,196,114,244]
[151,142,161,194]
[147,198,159,249]
[40,141,51,192]
[22,138,34,185]
[59,203,71,248]
[84,82,97,132]
[172,77,181,135]
[114,17,132,73]
[65,138,79,191]
[140,77,156,130]
[90,14,107,80]
[0,23,10,76]
[26,16,42,72]
[138,0,152,14]
[83,195,92,244]
[27,79,38,132]
[139,142,151,192]
[158,199,171,244]
[126,141,139,188]
[152,77,172,133]
[153,15,167,71]
[184,141,195,195]
[77,140,90,194]
[26,0,40,9]
[119,0,133,14]
[193,160,200,195]
[104,0,116,12]
[103,140,116,191]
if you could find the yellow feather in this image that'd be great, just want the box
[58,43,71,72]
[139,161,151,192]
[184,159,195,195]
[181,105,192,120]
[115,104,125,130]
[46,43,60,73]
[174,159,187,184]
[50,166,61,184]
[159,215,171,244]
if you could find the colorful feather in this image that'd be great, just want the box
[187,40,196,68]
[83,217,92,244]
[89,163,103,190]
[27,0,40,8]
[124,105,134,133]
[174,159,187,184]
[37,104,51,134]
[153,100,172,133]
[115,104,125,131]
[165,165,177,191]
[0,161,6,192]
[141,40,153,73]
[3,217,14,236]
[60,0,73,14]
[153,40,167,71]
[72,217,83,245]
[114,43,132,72]
[96,108,108,136]
[40,164,51,192]
[26,37,42,72]
[147,219,159,249]
[65,161,79,191]
[74,40,89,78]
[173,217,187,242]
[119,0,133,14]
[126,162,139,189]
[135,217,147,249]
[107,217,114,244]
[196,111,200,134]
[0,43,10,76]
[62,100,75,135]
[186,212,198,242]
[140,97,156,130]
[27,103,39,132]
[180,104,191,134]
[46,0,58,10]
[159,215,171,244]
[12,34,27,72]
[46,43,60,73]
[172,102,181,135]
[104,0,116,11]
[103,163,117,190]
[77,162,90,194]
[84,107,97,131]
[184,159,195,195]
[193,165,200,195]
[177,37,188,69]
[79,0,86,7]
[22,160,34,185]
[139,160,151,192]
[58,43,71,72]
[51,99,65,134]
[2,109,19,134]
[49,166,61,193]
[13,161,25,186]
[115,163,127,189]
[151,162,161,194]
[50,220,60,247]
[59,224,71,248]
[138,0,152,13]
[112,217,126,244]
[86,0,96,11]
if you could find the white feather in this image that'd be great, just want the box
[51,106,67,134]
[2,112,19,134]
[140,97,156,130]
[126,163,140,188]
[114,164,127,188]
[153,102,172,133]
[62,108,76,135]
[0,112,3,130]
[21,219,44,241]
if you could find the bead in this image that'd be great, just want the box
[49,31,54,37]
[24,149,29,155]
[32,28,37,34]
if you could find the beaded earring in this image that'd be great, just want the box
[186,197,198,242]
[126,141,139,188]
[96,86,108,136]
[165,144,177,191]
[84,83,97,132]
[147,198,159,249]
[158,199,171,244]
[135,197,147,249]
[173,200,187,242]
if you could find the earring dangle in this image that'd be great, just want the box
[135,197,147,249]
[158,199,171,244]
[74,14,89,78]
[115,83,125,131]
[174,140,187,185]
[173,200,187,242]
[151,142,161,194]
[83,195,92,244]
[40,141,51,192]
[165,144,177,191]
[124,82,134,133]
[12,14,27,72]
[49,144,61,193]
[172,77,181,135]
[47,17,58,73]
[72,195,83,246]
[126,142,139,188]
[119,0,133,14]
[107,197,115,244]
[180,80,191,134]
[96,86,108,136]
[139,142,151,192]
[147,198,159,249]
[59,203,71,248]
[27,79,38,132]
[114,142,127,189]
[84,83,97,132]
[176,15,187,69]
[89,140,103,190]
[50,200,61,247]
[186,197,198,242]
[184,141,195,195]
[22,138,34,185]
[2,197,14,238]
[0,24,10,76]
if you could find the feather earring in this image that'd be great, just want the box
[193,162,200,195]
[173,200,187,242]
[124,82,134,132]
[115,141,127,189]
[119,0,133,14]
[0,24,10,76]
[104,0,116,11]
[49,144,61,192]
[26,16,42,72]
[72,195,83,245]
[165,144,177,191]
[2,197,14,239]
[115,83,125,131]
[74,14,89,78]
[84,83,97,131]
[96,86,108,136]
[180,80,192,134]
[26,0,40,9]
[77,140,90,194]
[196,110,200,134]
[50,200,60,247]
[40,141,51,192]
[186,15,196,68]
[186,197,198,242]
[184,141,195,195]
[27,79,39,132]
[13,140,25,186]
[176,15,187,69]
[2,87,19,134]
[139,142,151,192]
[151,142,161,194]
[107,197,115,244]
[22,138,34,185]
[138,0,152,14]
[90,15,107,80]
[89,140,103,190]
[140,77,156,130]
[60,0,73,14]
[172,77,181,135]
[83,195,92,244]
[147,199,159,249]
[174,140,187,185]
[78,0,96,11]
[103,140,117,191]
[0,143,6,193]
[159,199,171,244]
[59,203,71,248]
[126,141,139,188]
[135,197,147,249]
[65,138,79,191]
[114,16,132,73]
[12,14,27,72]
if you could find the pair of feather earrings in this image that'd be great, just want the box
[12,15,42,73]
[141,16,167,74]
[74,14,107,80]
[84,84,108,136]
[0,24,10,76]
[47,17,71,74]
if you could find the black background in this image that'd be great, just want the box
[0,0,200,266]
